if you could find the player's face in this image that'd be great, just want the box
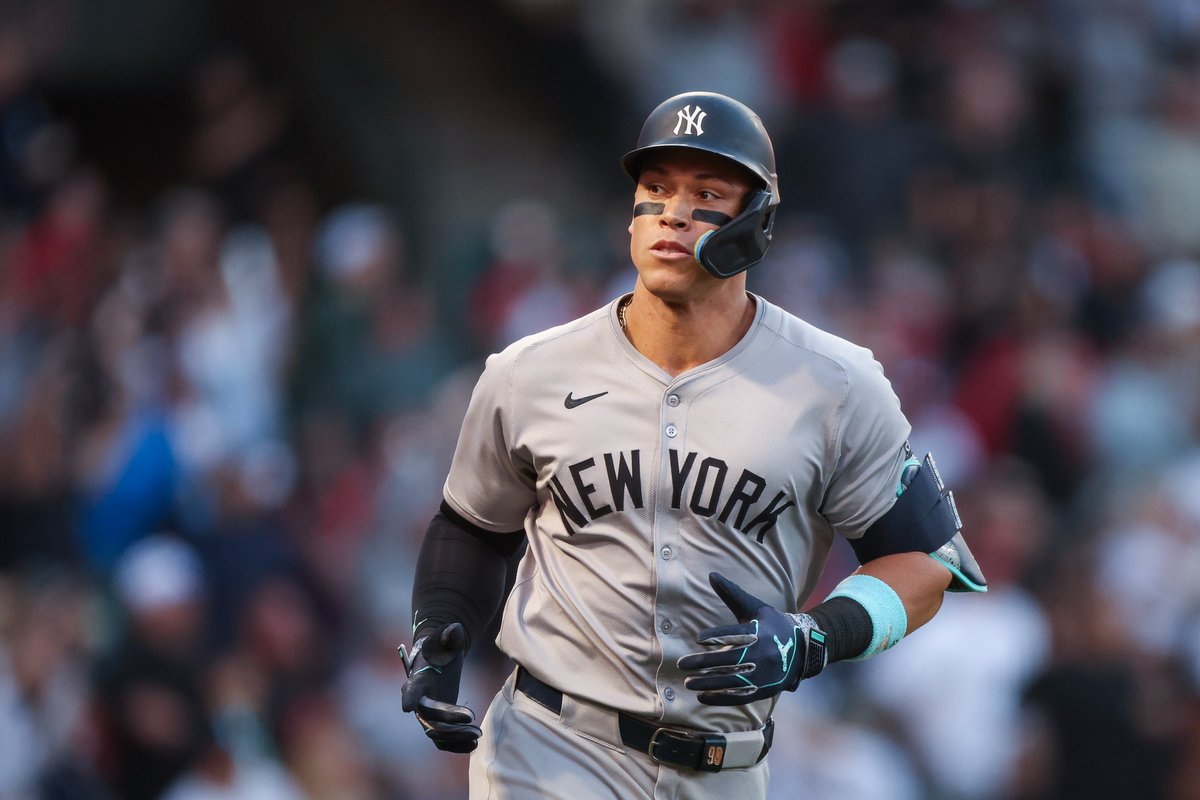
[628,150,752,301]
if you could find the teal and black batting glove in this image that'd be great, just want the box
[677,573,828,706]
[399,622,482,753]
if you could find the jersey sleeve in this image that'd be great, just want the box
[818,349,912,540]
[442,351,538,531]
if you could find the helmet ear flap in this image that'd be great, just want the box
[694,189,777,279]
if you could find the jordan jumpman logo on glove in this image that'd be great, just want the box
[678,573,828,706]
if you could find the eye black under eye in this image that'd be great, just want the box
[692,209,733,225]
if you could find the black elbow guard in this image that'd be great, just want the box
[849,453,987,593]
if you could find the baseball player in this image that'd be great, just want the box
[399,91,986,799]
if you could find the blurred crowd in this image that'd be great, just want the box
[2,1,1200,799]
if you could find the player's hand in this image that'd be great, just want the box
[400,622,482,753]
[677,572,828,706]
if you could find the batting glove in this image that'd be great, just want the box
[399,622,482,753]
[677,572,828,706]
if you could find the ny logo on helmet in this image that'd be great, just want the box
[673,105,706,136]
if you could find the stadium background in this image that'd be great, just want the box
[2,0,1199,798]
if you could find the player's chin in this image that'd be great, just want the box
[637,259,711,297]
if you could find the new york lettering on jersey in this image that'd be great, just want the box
[546,447,796,542]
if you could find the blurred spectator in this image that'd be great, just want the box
[1099,59,1200,257]
[764,0,833,109]
[193,451,305,651]
[0,334,78,570]
[466,197,588,352]
[168,203,294,480]
[249,165,320,311]
[185,49,291,221]
[1087,258,1200,476]
[275,691,379,800]
[0,3,71,214]
[220,574,333,742]
[934,48,1042,192]
[292,203,455,431]
[858,462,1053,799]
[287,410,379,600]
[1094,455,1200,680]
[160,749,304,800]
[581,0,784,120]
[777,37,931,254]
[0,567,92,799]
[1019,545,1190,800]
[766,668,925,800]
[73,282,179,572]
[93,536,212,800]
[162,645,304,800]
[8,166,108,329]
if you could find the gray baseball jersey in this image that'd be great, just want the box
[443,292,911,733]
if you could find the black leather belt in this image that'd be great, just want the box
[515,667,773,773]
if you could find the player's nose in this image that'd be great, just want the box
[660,196,691,228]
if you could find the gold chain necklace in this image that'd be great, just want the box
[617,296,632,329]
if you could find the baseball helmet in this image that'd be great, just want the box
[621,91,780,279]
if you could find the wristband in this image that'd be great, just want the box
[825,574,908,660]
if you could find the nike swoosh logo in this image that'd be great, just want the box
[564,391,609,409]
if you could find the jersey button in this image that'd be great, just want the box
[660,546,672,560]
[666,394,680,407]
[660,619,673,633]
[663,688,676,701]
[665,424,678,438]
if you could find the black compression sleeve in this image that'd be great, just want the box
[438,501,526,558]
[807,595,873,663]
[410,504,525,649]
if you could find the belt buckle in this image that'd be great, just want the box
[647,727,728,773]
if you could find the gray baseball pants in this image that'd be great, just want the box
[468,669,770,800]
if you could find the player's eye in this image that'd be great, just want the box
[697,190,719,201]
